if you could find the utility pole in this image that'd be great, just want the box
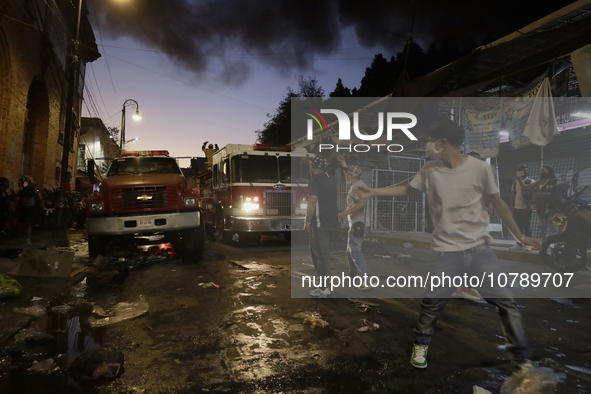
[53,0,83,246]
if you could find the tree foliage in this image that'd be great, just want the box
[256,76,324,145]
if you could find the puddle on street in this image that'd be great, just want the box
[0,308,106,394]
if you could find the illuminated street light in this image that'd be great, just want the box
[121,99,141,150]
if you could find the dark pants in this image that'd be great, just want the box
[309,226,338,290]
[513,209,532,241]
[413,243,531,363]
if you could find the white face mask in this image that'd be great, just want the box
[425,140,443,160]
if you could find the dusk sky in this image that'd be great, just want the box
[81,0,575,167]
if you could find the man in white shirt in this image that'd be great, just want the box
[358,119,540,370]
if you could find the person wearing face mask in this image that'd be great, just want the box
[516,165,558,242]
[509,165,535,251]
[357,119,540,371]
[335,154,373,287]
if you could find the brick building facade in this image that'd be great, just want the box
[0,0,99,191]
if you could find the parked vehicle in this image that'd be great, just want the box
[540,184,591,272]
[85,151,205,258]
[197,144,312,242]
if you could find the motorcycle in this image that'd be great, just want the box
[540,184,591,272]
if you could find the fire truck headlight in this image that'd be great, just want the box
[184,197,198,207]
[244,202,259,211]
[300,203,307,209]
[89,202,104,212]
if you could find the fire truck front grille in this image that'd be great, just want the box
[264,190,294,216]
[117,186,170,210]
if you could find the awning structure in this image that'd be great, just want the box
[401,0,591,97]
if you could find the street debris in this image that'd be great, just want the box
[357,319,380,332]
[92,255,107,270]
[14,323,42,344]
[13,304,46,318]
[51,304,72,314]
[88,296,149,328]
[69,350,124,380]
[403,243,413,248]
[0,274,21,299]
[198,282,220,289]
[91,305,113,318]
[304,316,329,328]
[397,254,412,258]
[31,296,44,301]
[72,277,88,298]
[28,358,57,374]
[500,364,557,394]
[349,298,380,313]
[473,386,493,394]
[374,254,392,258]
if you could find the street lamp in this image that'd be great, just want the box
[121,99,140,150]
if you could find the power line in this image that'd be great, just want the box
[87,0,119,101]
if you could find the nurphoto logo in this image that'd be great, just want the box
[304,108,418,153]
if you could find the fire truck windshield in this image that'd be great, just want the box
[278,156,310,183]
[232,155,310,184]
[107,157,182,176]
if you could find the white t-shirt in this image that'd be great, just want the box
[346,179,367,225]
[409,156,498,252]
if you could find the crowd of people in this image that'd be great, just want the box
[303,119,546,372]
[0,176,89,243]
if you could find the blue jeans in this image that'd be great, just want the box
[347,226,372,276]
[413,243,531,363]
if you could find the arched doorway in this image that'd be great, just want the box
[0,27,12,178]
[21,76,49,183]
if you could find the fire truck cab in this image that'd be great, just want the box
[199,144,312,241]
[86,150,205,258]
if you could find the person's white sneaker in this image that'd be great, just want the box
[317,288,331,298]
[410,344,429,369]
[309,288,323,297]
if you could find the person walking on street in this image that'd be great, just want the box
[510,165,535,250]
[357,119,540,370]
[336,155,373,287]
[305,157,339,298]
[17,177,41,244]
[516,165,558,242]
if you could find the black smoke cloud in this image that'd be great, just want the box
[94,0,575,86]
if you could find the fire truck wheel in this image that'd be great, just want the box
[88,236,107,258]
[179,227,205,259]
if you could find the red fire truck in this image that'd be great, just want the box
[198,144,312,241]
[85,150,205,258]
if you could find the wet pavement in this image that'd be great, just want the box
[1,235,591,393]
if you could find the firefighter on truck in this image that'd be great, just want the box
[198,144,312,242]
[85,150,206,258]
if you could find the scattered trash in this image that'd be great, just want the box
[198,282,220,289]
[403,243,413,248]
[500,364,557,394]
[28,358,57,374]
[0,274,21,299]
[349,298,380,313]
[69,350,124,380]
[9,249,77,278]
[304,316,329,328]
[72,277,88,298]
[396,254,412,258]
[92,305,113,318]
[51,304,72,314]
[473,386,493,394]
[374,254,392,258]
[171,269,176,272]
[14,324,42,344]
[232,233,240,242]
[92,255,107,270]
[88,296,149,328]
[31,296,44,301]
[357,319,380,332]
[13,304,46,318]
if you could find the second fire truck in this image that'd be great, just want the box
[198,144,312,241]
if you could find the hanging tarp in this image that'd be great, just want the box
[501,74,546,150]
[523,77,557,146]
[463,105,502,158]
[571,44,591,97]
